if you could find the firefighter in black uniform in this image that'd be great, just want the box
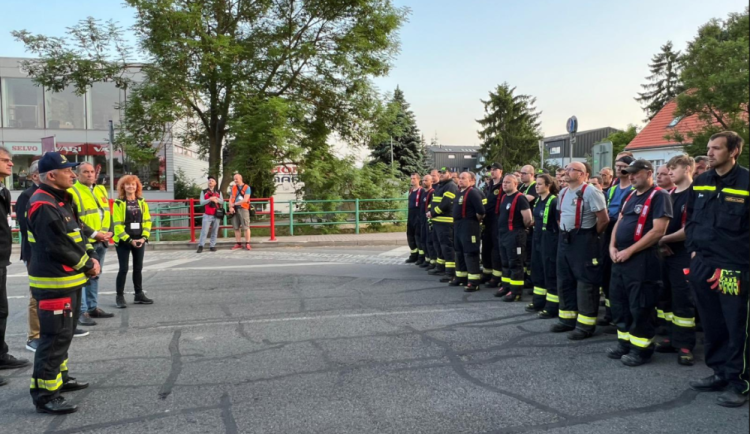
[406,173,423,263]
[685,131,749,408]
[426,169,441,271]
[519,165,539,290]
[428,167,458,281]
[494,175,533,302]
[607,159,672,367]
[451,172,486,291]
[418,174,435,268]
[527,174,560,317]
[481,163,504,287]
[655,155,696,366]
[28,152,100,414]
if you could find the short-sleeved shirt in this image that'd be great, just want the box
[497,191,530,233]
[615,186,673,250]
[520,182,539,202]
[558,184,607,231]
[664,188,689,252]
[607,184,634,221]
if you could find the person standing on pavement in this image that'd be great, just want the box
[228,173,252,250]
[451,172,486,292]
[406,173,423,264]
[481,163,504,288]
[693,155,709,177]
[0,147,32,387]
[69,163,114,328]
[197,176,224,253]
[427,169,442,272]
[113,176,153,308]
[527,174,560,317]
[607,159,672,366]
[685,131,749,408]
[599,156,635,327]
[16,160,41,352]
[519,165,539,290]
[418,174,435,269]
[26,151,98,413]
[494,175,533,302]
[656,165,675,190]
[427,167,458,282]
[655,155,696,366]
[552,161,609,340]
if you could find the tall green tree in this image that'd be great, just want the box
[369,87,427,177]
[13,0,407,192]
[476,83,542,169]
[668,8,749,167]
[634,41,685,122]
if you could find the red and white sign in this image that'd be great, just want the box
[6,142,42,155]
[55,143,110,156]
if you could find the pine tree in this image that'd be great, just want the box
[370,87,428,176]
[635,41,685,122]
[476,83,542,170]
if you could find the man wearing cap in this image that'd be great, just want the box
[418,174,436,269]
[406,173,424,264]
[481,163,504,287]
[607,159,672,366]
[685,131,749,407]
[27,152,100,414]
[494,174,533,302]
[452,172,486,291]
[427,167,458,281]
[552,161,609,340]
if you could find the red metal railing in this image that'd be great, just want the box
[10,197,277,243]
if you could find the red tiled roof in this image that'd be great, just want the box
[625,99,707,150]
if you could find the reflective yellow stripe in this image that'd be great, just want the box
[468,274,482,280]
[501,277,511,283]
[559,310,578,319]
[410,248,418,253]
[533,286,547,295]
[509,279,524,286]
[629,334,653,348]
[693,185,716,191]
[617,330,630,341]
[546,293,559,303]
[433,216,454,223]
[418,250,425,254]
[72,254,90,271]
[672,315,696,328]
[481,198,488,204]
[665,312,674,323]
[722,188,748,196]
[577,315,596,326]
[604,298,610,307]
[455,271,468,277]
[431,196,442,201]
[27,231,36,243]
[657,309,665,320]
[444,191,456,199]
[66,231,83,243]
[436,259,446,264]
[61,359,68,372]
[492,270,502,277]
[483,269,493,274]
[434,207,442,214]
[29,274,88,289]
[30,373,63,391]
[445,262,456,268]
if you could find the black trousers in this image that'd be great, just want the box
[600,220,617,320]
[116,242,146,295]
[610,248,661,357]
[657,250,696,350]
[481,217,503,281]
[434,223,455,276]
[421,219,436,263]
[454,220,482,284]
[406,209,419,257]
[531,231,559,314]
[30,287,79,405]
[689,254,749,394]
[0,267,7,358]
[498,229,526,296]
[431,223,442,269]
[556,228,603,331]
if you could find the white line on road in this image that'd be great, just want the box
[378,246,411,257]
[142,257,201,271]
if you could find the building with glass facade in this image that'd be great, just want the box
[0,57,208,198]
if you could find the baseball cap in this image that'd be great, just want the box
[438,166,451,173]
[621,159,654,174]
[616,156,635,165]
[489,162,503,170]
[38,152,80,173]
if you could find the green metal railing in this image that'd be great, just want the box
[287,197,408,235]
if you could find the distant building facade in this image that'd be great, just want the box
[544,127,620,167]
[426,145,482,173]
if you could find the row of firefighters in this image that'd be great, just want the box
[405,144,748,407]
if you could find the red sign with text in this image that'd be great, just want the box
[55,143,109,156]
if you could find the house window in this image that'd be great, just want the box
[667,116,683,128]
[87,82,122,130]
[550,147,561,155]
[447,154,455,159]
[1,78,44,128]
[464,155,473,159]
[45,85,85,129]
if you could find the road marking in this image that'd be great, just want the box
[143,258,202,271]
[148,305,498,330]
[378,246,411,257]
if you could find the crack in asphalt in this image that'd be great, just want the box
[158,330,183,400]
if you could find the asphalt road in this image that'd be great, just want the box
[1,245,747,433]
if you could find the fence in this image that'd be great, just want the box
[10,196,409,242]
